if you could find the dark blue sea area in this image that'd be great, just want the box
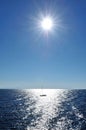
[0,89,86,130]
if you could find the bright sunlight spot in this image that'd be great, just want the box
[41,17,53,31]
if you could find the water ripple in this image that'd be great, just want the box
[0,89,86,130]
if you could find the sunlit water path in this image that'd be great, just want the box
[0,89,86,130]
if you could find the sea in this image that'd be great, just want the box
[0,89,86,130]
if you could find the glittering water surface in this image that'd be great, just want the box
[0,89,86,130]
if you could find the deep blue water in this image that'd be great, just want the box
[0,89,86,130]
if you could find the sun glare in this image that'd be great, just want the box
[41,17,53,31]
[31,12,63,38]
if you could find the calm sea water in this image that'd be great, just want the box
[0,89,86,130]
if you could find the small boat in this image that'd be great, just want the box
[40,94,47,97]
[40,88,47,97]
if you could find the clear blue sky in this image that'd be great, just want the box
[0,0,86,88]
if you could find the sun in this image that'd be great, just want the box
[31,12,62,37]
[41,16,53,31]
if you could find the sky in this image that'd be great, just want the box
[0,0,86,88]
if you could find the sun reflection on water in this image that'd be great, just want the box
[25,89,65,130]
[0,90,85,130]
